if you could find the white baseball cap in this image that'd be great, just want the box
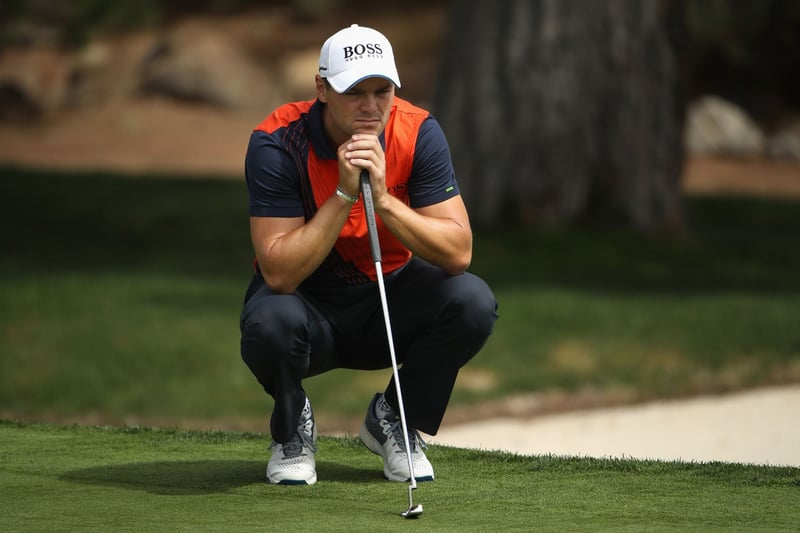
[318,24,401,93]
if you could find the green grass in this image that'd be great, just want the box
[2,420,799,532]
[1,165,800,428]
[2,166,800,531]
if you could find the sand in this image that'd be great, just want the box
[432,385,800,467]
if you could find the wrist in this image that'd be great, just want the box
[335,186,358,204]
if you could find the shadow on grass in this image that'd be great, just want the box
[61,459,381,494]
[0,166,252,280]
[316,460,387,483]
[471,193,800,294]
[61,460,265,495]
[3,165,800,292]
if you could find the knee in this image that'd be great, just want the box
[445,274,498,338]
[240,294,310,363]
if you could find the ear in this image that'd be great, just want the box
[315,75,327,103]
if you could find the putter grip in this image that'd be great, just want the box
[359,170,382,263]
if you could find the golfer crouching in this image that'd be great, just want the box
[239,24,498,485]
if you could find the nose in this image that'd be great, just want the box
[359,93,378,112]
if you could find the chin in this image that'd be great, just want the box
[353,123,381,134]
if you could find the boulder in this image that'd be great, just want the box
[684,95,765,157]
[0,47,69,119]
[138,20,275,110]
[279,47,319,101]
[766,119,800,161]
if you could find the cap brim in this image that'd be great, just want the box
[326,69,401,94]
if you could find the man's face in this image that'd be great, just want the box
[316,76,395,146]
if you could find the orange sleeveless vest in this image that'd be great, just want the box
[253,97,430,281]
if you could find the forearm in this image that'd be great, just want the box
[376,195,472,275]
[254,194,354,293]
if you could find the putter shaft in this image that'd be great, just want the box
[360,170,422,517]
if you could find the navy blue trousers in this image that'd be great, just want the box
[240,257,498,443]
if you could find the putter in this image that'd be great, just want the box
[359,170,424,519]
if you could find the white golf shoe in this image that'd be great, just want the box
[359,393,434,482]
[267,399,317,485]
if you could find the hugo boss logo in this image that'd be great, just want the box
[343,43,384,60]
[387,183,408,196]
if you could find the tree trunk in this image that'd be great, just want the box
[434,0,685,231]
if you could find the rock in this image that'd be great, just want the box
[766,119,800,161]
[0,47,70,119]
[684,95,765,157]
[65,41,114,107]
[279,47,319,101]
[138,20,275,110]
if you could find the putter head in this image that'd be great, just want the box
[401,504,423,519]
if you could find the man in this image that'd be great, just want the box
[240,24,498,485]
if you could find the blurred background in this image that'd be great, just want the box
[1,0,799,435]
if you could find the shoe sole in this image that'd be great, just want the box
[268,472,317,485]
[359,424,434,482]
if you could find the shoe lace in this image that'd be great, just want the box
[274,418,317,458]
[386,417,427,453]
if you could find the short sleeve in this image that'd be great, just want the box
[244,130,305,218]
[408,116,460,208]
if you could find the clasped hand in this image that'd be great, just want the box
[337,134,387,201]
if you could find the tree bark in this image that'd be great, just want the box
[435,0,685,231]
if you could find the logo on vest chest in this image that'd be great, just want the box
[387,182,408,197]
